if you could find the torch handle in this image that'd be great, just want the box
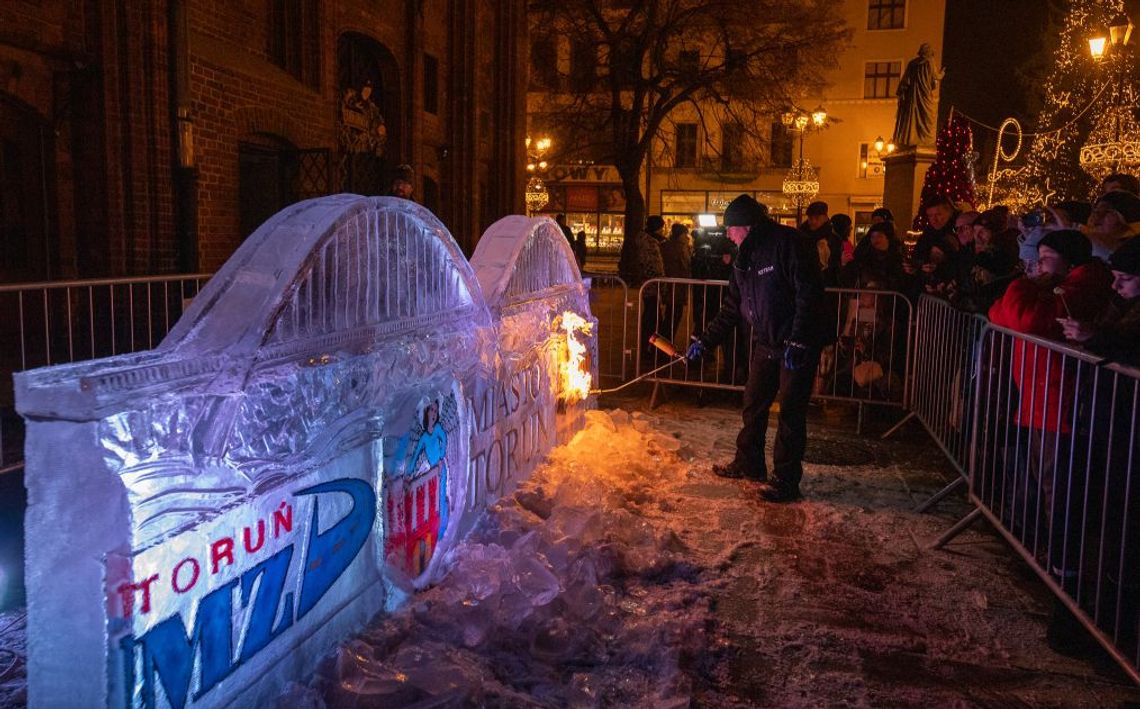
[590,357,685,395]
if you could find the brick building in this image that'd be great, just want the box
[0,0,527,282]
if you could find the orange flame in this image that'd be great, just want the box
[559,311,593,403]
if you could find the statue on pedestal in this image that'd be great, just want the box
[892,44,944,148]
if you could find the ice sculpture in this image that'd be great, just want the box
[14,198,596,708]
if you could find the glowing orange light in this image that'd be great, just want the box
[558,311,592,403]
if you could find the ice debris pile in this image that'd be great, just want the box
[280,408,710,708]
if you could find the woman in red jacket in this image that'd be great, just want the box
[988,230,1114,434]
[987,229,1114,596]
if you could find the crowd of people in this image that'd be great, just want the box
[607,175,1140,656]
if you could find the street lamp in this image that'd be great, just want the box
[862,134,893,177]
[1080,13,1139,180]
[1110,12,1134,47]
[811,105,828,128]
[781,106,827,221]
[526,135,552,172]
[1089,35,1108,60]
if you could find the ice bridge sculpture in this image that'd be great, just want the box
[14,196,596,709]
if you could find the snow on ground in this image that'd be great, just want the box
[282,393,1140,707]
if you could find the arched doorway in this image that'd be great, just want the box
[337,32,402,196]
[0,95,54,281]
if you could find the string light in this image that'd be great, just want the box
[1016,0,1130,202]
[912,113,976,229]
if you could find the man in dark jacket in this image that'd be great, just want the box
[687,194,828,502]
[801,201,844,287]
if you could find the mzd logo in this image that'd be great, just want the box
[113,478,376,709]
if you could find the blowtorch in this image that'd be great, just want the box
[589,333,688,395]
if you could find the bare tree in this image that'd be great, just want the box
[528,0,850,247]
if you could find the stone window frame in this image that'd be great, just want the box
[863,60,901,99]
[867,0,906,30]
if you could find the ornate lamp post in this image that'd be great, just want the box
[781,106,828,222]
[1080,13,1139,180]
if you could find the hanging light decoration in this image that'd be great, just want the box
[1079,104,1140,180]
[781,158,820,210]
[525,176,550,215]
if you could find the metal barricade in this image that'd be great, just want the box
[0,273,213,474]
[884,295,989,511]
[635,278,749,392]
[813,287,912,408]
[583,273,631,386]
[941,322,1140,683]
[634,278,913,410]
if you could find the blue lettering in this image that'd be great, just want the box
[295,478,376,619]
[123,578,238,709]
[120,478,375,707]
[238,546,295,663]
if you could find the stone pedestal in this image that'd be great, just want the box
[882,146,937,231]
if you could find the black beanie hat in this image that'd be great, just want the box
[1037,228,1092,267]
[830,213,853,237]
[1097,190,1140,224]
[1108,237,1140,276]
[723,194,763,227]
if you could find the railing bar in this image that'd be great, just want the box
[42,289,50,366]
[18,291,27,370]
[65,287,74,362]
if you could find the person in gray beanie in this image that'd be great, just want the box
[685,194,828,502]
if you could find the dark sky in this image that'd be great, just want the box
[940,0,1050,151]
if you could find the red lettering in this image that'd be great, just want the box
[210,537,234,574]
[243,519,266,553]
[116,574,159,617]
[171,557,200,593]
[273,501,293,538]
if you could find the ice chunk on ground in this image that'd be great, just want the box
[608,408,631,428]
[296,407,706,707]
[584,408,617,432]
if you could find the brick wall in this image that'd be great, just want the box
[1,0,527,281]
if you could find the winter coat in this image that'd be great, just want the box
[660,233,693,278]
[1084,295,1140,367]
[914,220,957,264]
[801,222,844,287]
[950,245,1019,314]
[841,243,906,292]
[619,230,665,287]
[988,261,1115,432]
[700,220,829,355]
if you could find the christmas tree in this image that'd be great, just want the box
[1017,0,1132,202]
[913,112,976,230]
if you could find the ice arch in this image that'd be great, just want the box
[164,195,490,361]
[471,215,583,314]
